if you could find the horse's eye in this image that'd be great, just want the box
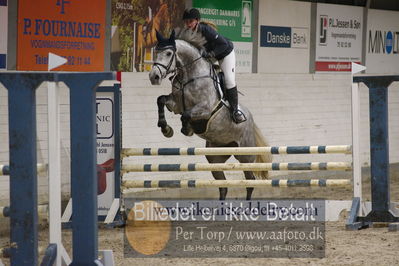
[166,51,172,56]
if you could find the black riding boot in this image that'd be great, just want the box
[226,87,247,123]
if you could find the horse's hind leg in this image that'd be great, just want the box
[157,95,174,137]
[206,166,228,200]
[235,155,257,200]
[205,142,231,200]
[243,171,256,200]
[207,171,228,200]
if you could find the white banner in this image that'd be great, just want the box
[292,27,308,49]
[96,92,116,216]
[0,2,7,70]
[366,9,399,74]
[315,3,363,72]
[234,41,252,73]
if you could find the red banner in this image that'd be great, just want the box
[316,61,361,72]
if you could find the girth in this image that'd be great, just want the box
[189,100,225,134]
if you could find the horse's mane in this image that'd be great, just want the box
[175,26,206,50]
[175,39,202,57]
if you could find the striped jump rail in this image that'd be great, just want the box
[122,145,352,157]
[122,179,351,189]
[0,163,47,176]
[121,162,352,173]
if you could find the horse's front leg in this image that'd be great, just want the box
[157,95,174,138]
[180,112,194,136]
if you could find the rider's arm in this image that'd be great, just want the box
[198,23,233,60]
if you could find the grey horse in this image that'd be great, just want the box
[148,31,271,200]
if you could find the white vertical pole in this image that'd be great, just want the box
[48,82,71,266]
[47,53,71,265]
[132,22,136,72]
[351,62,366,216]
[351,82,362,215]
[47,81,62,266]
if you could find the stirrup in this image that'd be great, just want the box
[232,109,247,123]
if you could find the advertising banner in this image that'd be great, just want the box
[315,3,363,72]
[260,26,308,49]
[257,0,310,73]
[0,0,7,70]
[366,9,399,74]
[111,0,186,72]
[193,0,253,73]
[96,91,116,216]
[17,0,106,71]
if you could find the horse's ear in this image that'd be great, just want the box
[156,30,164,42]
[169,29,176,42]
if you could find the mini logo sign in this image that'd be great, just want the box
[385,31,393,54]
[319,15,328,46]
[368,30,399,54]
[56,0,70,14]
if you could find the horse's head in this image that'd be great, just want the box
[149,30,177,85]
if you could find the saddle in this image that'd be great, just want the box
[217,71,227,97]
[211,63,227,100]
[182,60,242,134]
[212,64,243,108]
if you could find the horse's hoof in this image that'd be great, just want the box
[181,128,187,135]
[158,120,167,128]
[181,127,191,136]
[162,126,174,138]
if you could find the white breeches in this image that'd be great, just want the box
[219,50,236,89]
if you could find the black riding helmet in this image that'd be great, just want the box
[182,8,200,20]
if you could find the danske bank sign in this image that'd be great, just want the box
[260,25,307,49]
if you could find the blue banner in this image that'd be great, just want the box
[0,54,5,68]
[260,25,291,48]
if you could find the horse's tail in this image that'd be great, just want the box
[254,123,272,179]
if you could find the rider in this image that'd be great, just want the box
[177,8,247,123]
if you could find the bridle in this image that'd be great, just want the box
[152,45,177,79]
[153,42,224,114]
[153,44,208,79]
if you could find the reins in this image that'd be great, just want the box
[153,44,223,113]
